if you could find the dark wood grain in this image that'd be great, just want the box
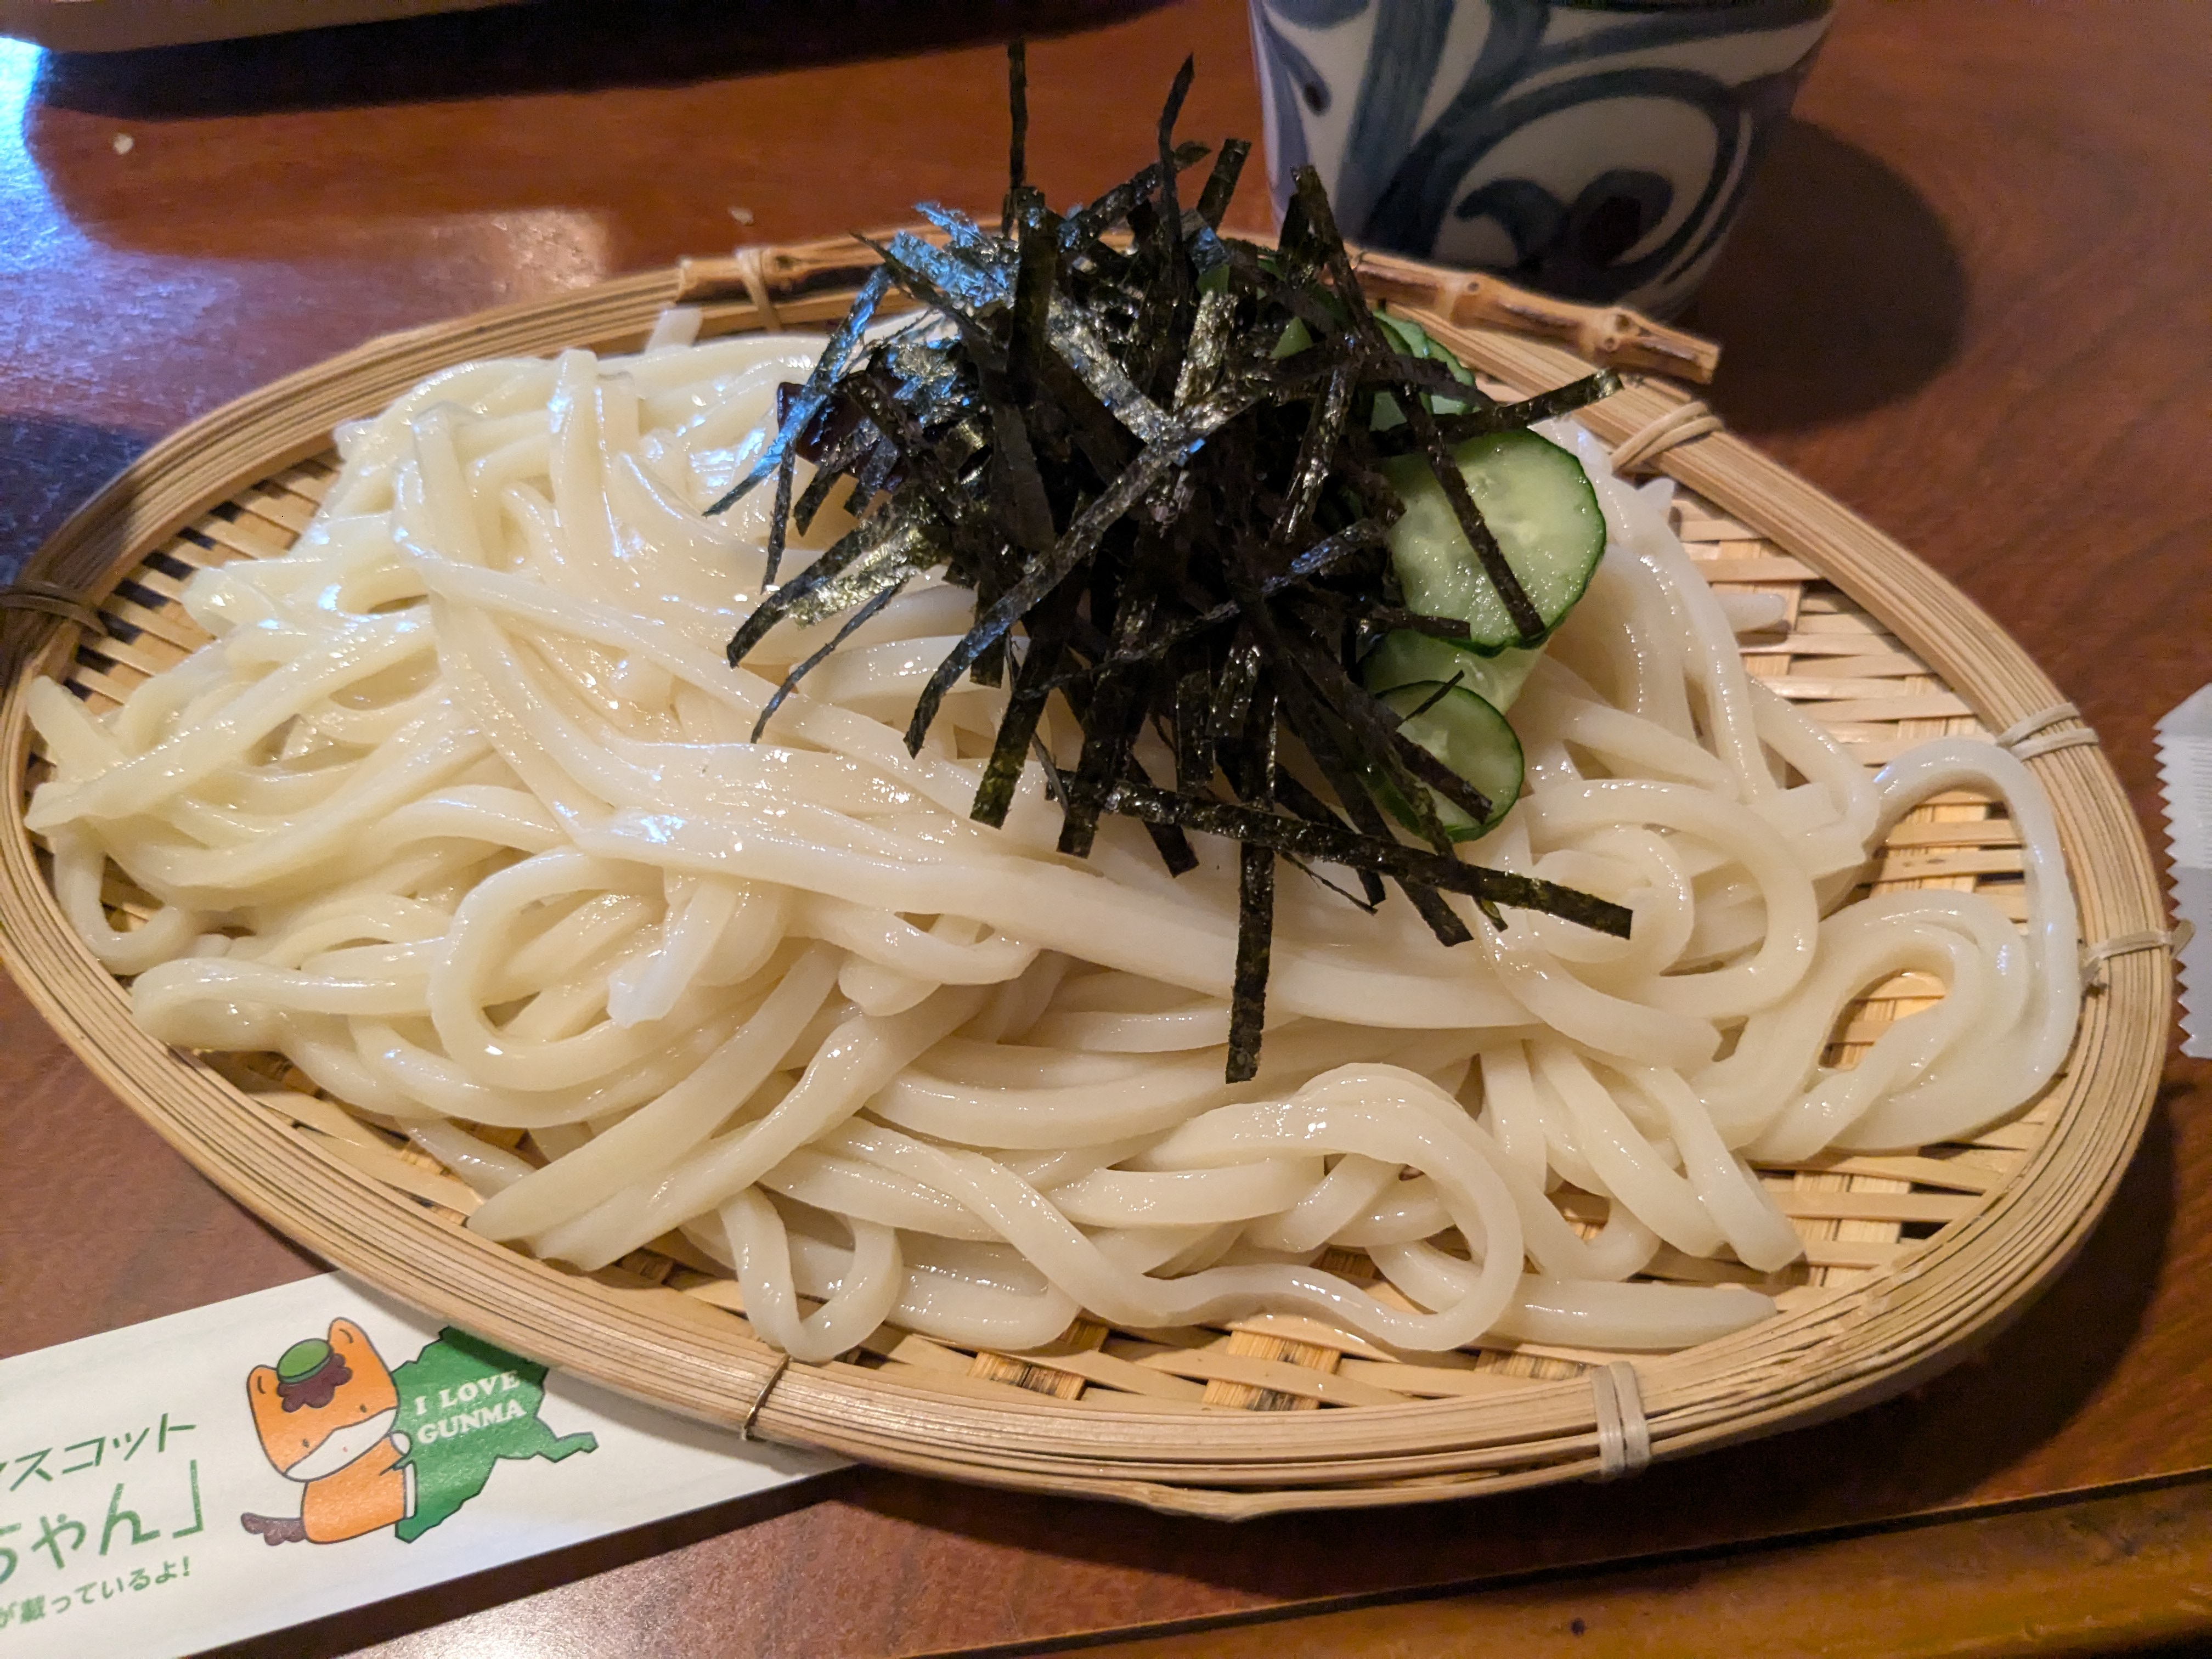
[1057,1470,2212,1658]
[0,1,2204,1655]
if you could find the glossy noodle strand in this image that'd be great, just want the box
[26,332,2081,1365]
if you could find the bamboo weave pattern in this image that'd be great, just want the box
[0,256,2162,1513]
[26,436,2052,1415]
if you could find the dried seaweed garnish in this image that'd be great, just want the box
[1369,369,1624,456]
[720,52,1630,1080]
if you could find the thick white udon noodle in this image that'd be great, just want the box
[26,328,2083,1363]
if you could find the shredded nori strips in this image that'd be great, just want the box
[716,49,1632,1081]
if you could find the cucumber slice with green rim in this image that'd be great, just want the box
[1370,312,1481,424]
[1361,628,1541,715]
[1370,680,1525,841]
[1384,428,1605,654]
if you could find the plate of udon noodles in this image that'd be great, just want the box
[0,235,2168,1515]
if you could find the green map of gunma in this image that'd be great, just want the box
[390,1330,597,1541]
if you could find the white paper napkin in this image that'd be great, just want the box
[2158,685,2212,1057]
[0,1274,840,1657]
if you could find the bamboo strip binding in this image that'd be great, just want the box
[0,238,2169,1516]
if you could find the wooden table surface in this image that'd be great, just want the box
[1,2,2205,1654]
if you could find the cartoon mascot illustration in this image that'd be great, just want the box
[242,1317,596,1547]
[241,1318,413,1546]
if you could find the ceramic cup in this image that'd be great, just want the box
[1248,0,1833,317]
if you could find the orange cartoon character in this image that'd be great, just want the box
[240,1318,416,1546]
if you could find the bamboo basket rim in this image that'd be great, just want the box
[0,240,2171,1517]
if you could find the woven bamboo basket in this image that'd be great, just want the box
[0,236,2171,1517]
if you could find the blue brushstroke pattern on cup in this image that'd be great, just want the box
[1248,0,1833,316]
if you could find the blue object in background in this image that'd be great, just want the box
[1248,0,1833,317]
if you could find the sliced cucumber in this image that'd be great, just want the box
[1384,428,1605,654]
[1370,312,1480,424]
[1361,628,1541,714]
[1369,680,1525,841]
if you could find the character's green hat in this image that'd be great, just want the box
[276,1338,334,1384]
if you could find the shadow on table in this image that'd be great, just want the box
[0,415,149,586]
[839,1082,2177,1609]
[1686,119,1968,434]
[33,0,1173,118]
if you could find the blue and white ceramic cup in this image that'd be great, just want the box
[1248,0,1833,317]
